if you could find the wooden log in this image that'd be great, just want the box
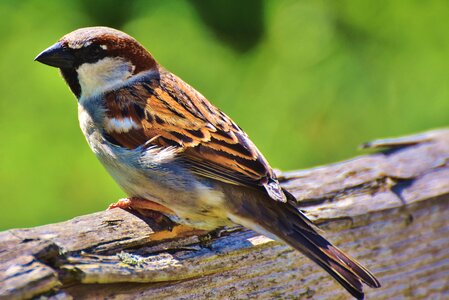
[1,129,448,300]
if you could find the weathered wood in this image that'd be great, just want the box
[1,129,448,300]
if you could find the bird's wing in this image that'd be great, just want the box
[102,69,286,202]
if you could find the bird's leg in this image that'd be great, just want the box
[108,197,177,226]
[108,197,175,215]
[108,198,204,238]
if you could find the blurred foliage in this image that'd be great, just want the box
[78,0,136,28]
[188,0,265,52]
[1,0,448,230]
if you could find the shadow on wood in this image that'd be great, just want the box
[1,129,448,299]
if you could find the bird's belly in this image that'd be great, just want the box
[99,149,232,230]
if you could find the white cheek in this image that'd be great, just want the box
[77,57,134,100]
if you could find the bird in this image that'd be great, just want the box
[35,26,380,299]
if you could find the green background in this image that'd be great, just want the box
[1,0,448,230]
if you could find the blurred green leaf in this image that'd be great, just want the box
[188,0,265,52]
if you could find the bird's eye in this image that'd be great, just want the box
[89,46,102,57]
[84,45,104,61]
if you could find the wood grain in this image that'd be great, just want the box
[1,129,448,300]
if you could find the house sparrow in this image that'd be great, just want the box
[35,27,380,299]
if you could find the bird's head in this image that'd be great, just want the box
[35,27,157,99]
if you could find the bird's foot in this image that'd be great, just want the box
[108,198,207,239]
[108,197,175,215]
[108,197,177,228]
[196,226,243,248]
[213,225,243,238]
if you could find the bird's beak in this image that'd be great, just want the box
[35,42,75,68]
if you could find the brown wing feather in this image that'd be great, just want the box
[102,68,286,202]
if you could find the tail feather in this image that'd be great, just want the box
[285,224,366,299]
[286,207,380,299]
[282,189,381,289]
[237,188,381,299]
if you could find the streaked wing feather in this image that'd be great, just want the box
[102,69,286,202]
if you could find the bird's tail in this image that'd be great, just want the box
[234,188,381,299]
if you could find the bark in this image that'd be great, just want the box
[1,129,448,300]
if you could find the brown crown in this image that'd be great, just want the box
[60,26,157,74]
